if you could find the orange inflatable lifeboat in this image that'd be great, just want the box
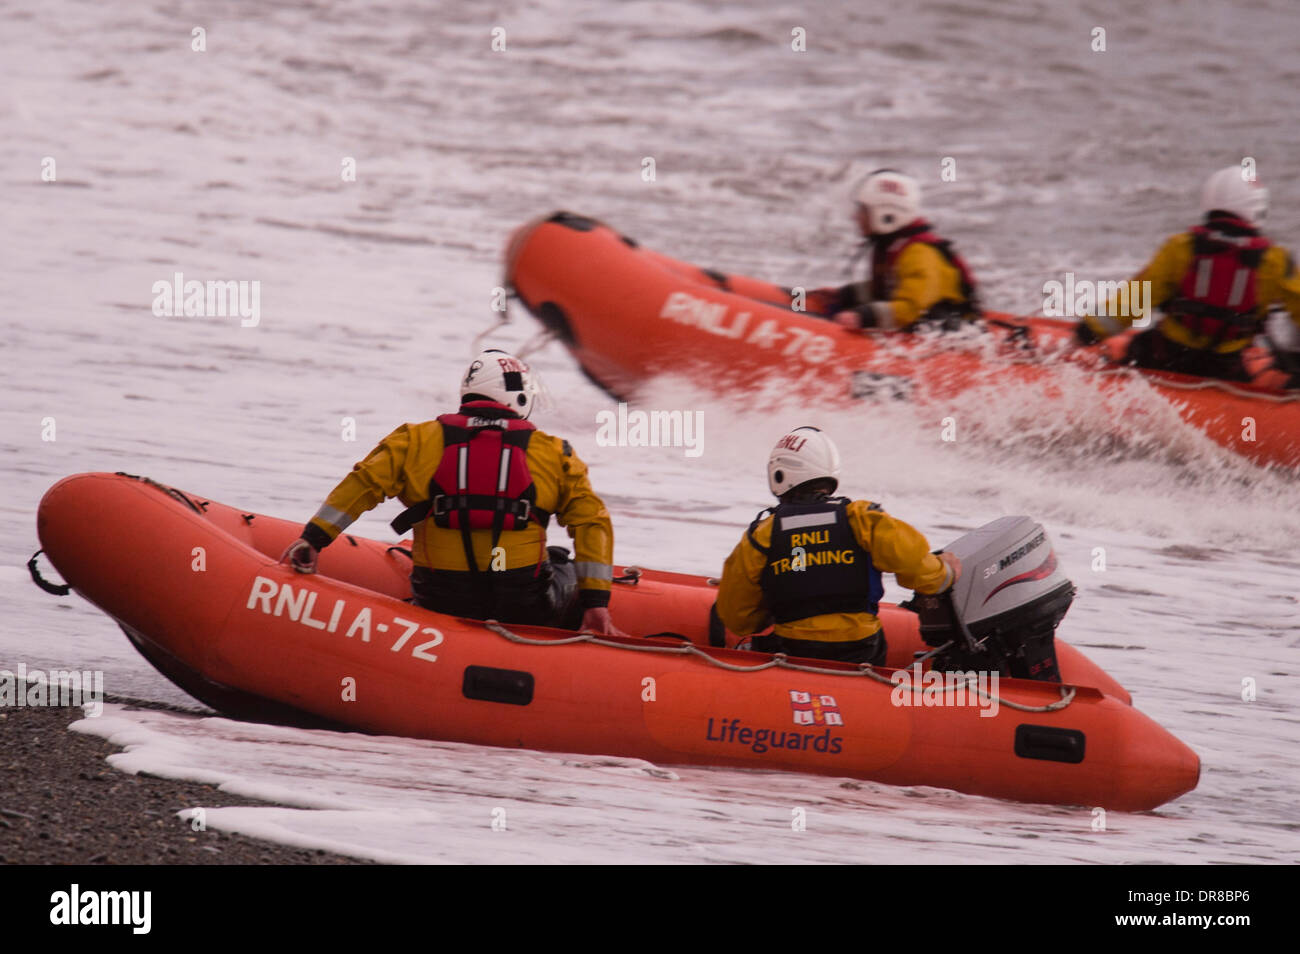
[34,472,1199,811]
[504,211,1300,470]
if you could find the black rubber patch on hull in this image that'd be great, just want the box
[463,665,534,706]
[1014,724,1086,763]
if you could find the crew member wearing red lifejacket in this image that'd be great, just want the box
[717,427,960,666]
[1076,166,1300,384]
[809,169,980,331]
[282,350,624,636]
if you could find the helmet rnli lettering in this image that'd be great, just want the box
[776,433,808,452]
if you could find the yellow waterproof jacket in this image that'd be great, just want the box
[1083,231,1300,352]
[879,241,975,329]
[304,412,615,607]
[834,241,976,330]
[717,500,954,644]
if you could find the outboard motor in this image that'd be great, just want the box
[914,516,1074,682]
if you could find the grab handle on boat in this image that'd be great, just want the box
[613,566,642,584]
[27,549,70,596]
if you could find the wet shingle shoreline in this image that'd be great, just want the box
[0,701,375,865]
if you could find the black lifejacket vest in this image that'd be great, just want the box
[747,497,883,624]
[869,221,980,317]
[1162,216,1271,345]
[390,402,550,573]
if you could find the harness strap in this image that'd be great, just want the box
[390,497,551,535]
[389,426,550,535]
[454,442,480,574]
[745,506,777,556]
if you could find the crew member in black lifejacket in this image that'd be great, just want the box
[1075,166,1300,384]
[716,426,961,666]
[808,169,980,332]
[282,349,625,636]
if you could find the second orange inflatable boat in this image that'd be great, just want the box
[504,211,1300,470]
[34,472,1199,811]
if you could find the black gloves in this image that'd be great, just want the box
[281,538,319,574]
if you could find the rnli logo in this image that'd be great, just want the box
[775,433,807,452]
[789,690,843,727]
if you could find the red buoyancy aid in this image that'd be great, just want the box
[1164,219,1271,343]
[869,221,979,308]
[430,410,541,532]
[389,404,550,573]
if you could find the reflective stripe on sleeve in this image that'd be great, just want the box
[313,504,355,532]
[573,562,613,581]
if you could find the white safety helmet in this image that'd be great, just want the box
[1201,165,1268,226]
[460,349,540,418]
[854,169,922,235]
[767,426,841,497]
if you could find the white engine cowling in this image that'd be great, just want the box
[914,516,1074,681]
